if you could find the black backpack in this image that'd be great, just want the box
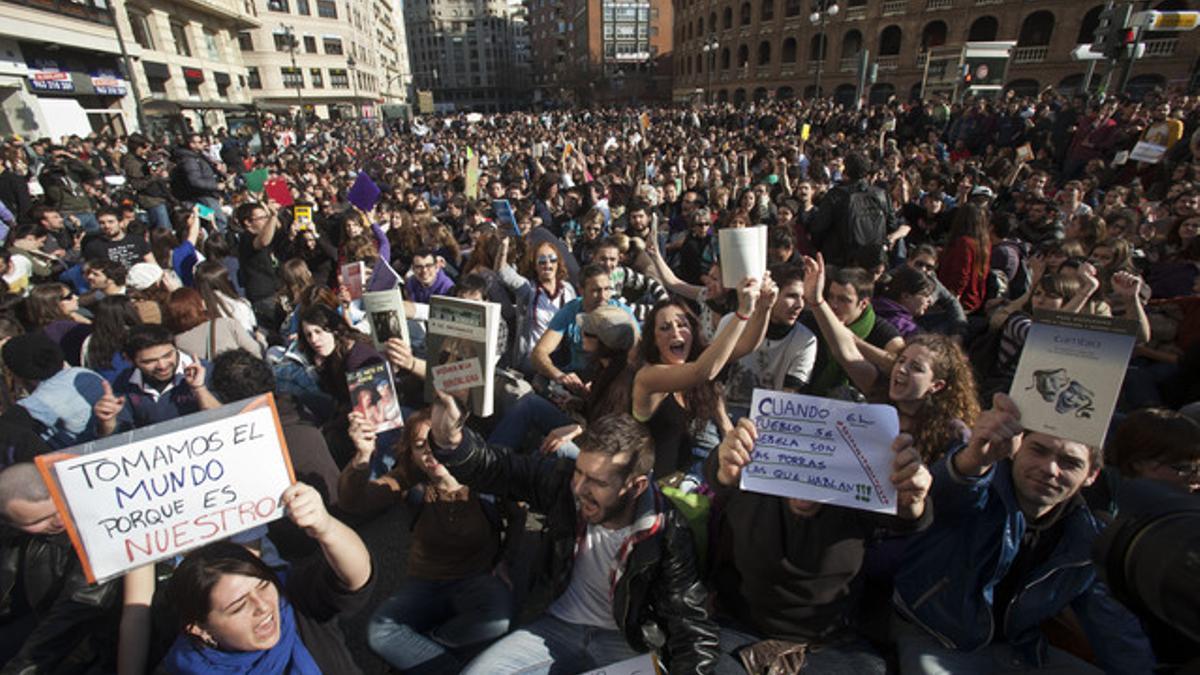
[845,183,887,253]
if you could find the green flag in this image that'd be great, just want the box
[242,168,268,193]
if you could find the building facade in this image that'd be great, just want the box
[530,0,674,105]
[0,0,138,139]
[404,0,528,112]
[236,0,391,120]
[671,0,1200,105]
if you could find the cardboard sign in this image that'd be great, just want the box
[1129,141,1166,164]
[801,123,811,141]
[579,653,662,675]
[431,357,483,394]
[242,168,268,193]
[264,176,294,207]
[741,389,900,515]
[293,204,312,224]
[1016,143,1034,163]
[718,225,768,288]
[34,396,295,583]
[346,172,381,212]
[1008,311,1138,448]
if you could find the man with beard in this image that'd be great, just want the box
[426,395,719,674]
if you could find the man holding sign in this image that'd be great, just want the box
[706,403,931,674]
[893,394,1154,674]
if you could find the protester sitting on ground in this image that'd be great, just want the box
[0,463,120,673]
[871,265,937,339]
[149,207,201,288]
[893,394,1156,674]
[632,276,761,482]
[590,237,669,320]
[3,332,105,448]
[193,260,261,344]
[707,416,933,675]
[405,247,455,304]
[119,482,373,674]
[427,394,720,674]
[83,258,128,302]
[125,262,172,324]
[341,409,517,674]
[803,254,979,462]
[905,245,969,339]
[1093,408,1200,503]
[494,236,576,374]
[23,281,91,365]
[644,237,729,340]
[80,295,140,382]
[166,287,264,360]
[937,203,992,315]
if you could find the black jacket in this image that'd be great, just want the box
[169,146,221,201]
[0,531,120,673]
[808,179,896,268]
[433,428,720,673]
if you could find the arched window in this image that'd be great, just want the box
[777,85,794,99]
[921,20,948,49]
[733,88,747,104]
[721,47,731,69]
[879,25,902,56]
[1018,11,1055,46]
[782,37,798,63]
[1005,78,1041,97]
[724,7,734,29]
[841,29,863,60]
[753,87,768,101]
[737,43,750,67]
[709,11,717,32]
[810,33,827,61]
[717,89,729,103]
[869,82,896,105]
[741,2,752,25]
[761,0,774,21]
[968,16,999,42]
[758,40,771,65]
[785,0,801,17]
[1076,6,1104,44]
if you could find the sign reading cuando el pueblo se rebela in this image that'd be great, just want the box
[742,389,900,515]
[35,395,295,584]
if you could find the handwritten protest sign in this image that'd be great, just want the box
[34,395,294,583]
[719,225,768,288]
[741,389,900,514]
[1129,141,1166,164]
[579,653,662,675]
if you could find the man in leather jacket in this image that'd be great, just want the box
[169,133,226,230]
[427,392,720,674]
[0,463,120,673]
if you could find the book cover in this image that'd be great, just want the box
[362,287,410,350]
[342,261,366,300]
[425,296,501,417]
[346,362,404,433]
[1008,310,1138,448]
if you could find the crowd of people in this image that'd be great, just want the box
[1,87,1199,674]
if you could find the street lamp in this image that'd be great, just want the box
[347,54,359,119]
[808,1,838,99]
[282,24,305,137]
[702,37,719,103]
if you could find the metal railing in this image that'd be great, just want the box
[926,0,952,9]
[1012,45,1048,63]
[1143,37,1178,57]
[877,54,899,71]
[882,0,907,15]
[840,56,858,72]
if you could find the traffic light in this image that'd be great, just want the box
[1093,3,1134,60]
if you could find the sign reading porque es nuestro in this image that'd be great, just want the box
[35,395,295,584]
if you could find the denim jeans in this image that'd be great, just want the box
[461,613,641,675]
[715,623,887,675]
[488,393,578,456]
[368,573,513,674]
[897,633,1103,674]
[66,211,99,233]
[140,202,171,230]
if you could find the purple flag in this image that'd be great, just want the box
[346,172,381,212]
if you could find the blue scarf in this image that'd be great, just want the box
[163,595,320,675]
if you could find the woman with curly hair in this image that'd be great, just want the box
[493,235,576,374]
[632,276,763,480]
[803,255,979,461]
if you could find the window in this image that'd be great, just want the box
[317,0,337,18]
[268,0,289,11]
[281,66,304,87]
[740,2,751,25]
[761,0,774,21]
[296,0,309,14]
[329,68,349,88]
[323,36,343,54]
[204,29,220,59]
[147,74,167,94]
[171,21,191,57]
[237,31,253,50]
[128,10,154,50]
[186,79,201,96]
[785,0,801,17]
[274,32,294,51]
[310,67,323,87]
[247,66,262,88]
[303,35,317,52]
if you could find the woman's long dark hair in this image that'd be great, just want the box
[170,541,282,645]
[193,261,242,321]
[87,296,140,370]
[22,283,71,329]
[637,299,720,431]
[584,338,635,423]
[297,303,371,405]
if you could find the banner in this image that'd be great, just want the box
[35,395,295,583]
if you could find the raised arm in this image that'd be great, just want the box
[646,236,703,302]
[117,565,155,675]
[990,254,1045,331]
[337,411,408,516]
[728,272,778,363]
[801,254,881,393]
[1111,271,1152,344]
[281,482,372,591]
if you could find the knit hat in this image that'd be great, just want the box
[126,263,164,291]
[579,305,638,352]
[3,333,64,382]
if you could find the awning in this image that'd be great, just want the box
[144,62,171,79]
[144,99,253,114]
[214,72,231,87]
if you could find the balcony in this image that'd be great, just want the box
[807,60,825,74]
[877,54,899,71]
[1012,45,1048,64]
[845,5,867,21]
[882,0,907,16]
[1143,37,1178,57]
[916,51,927,68]
[840,56,858,72]
[2,0,113,25]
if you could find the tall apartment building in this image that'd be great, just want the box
[236,0,395,119]
[671,0,1200,105]
[530,0,674,106]
[404,0,528,112]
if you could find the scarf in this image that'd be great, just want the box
[809,304,876,395]
[163,594,320,675]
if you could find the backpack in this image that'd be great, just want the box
[845,183,887,254]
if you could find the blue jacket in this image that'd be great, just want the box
[107,355,212,431]
[893,444,1155,674]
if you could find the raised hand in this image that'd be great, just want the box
[282,482,332,539]
[957,393,1024,476]
[94,379,126,427]
[347,411,377,459]
[1111,270,1144,300]
[889,433,932,519]
[800,253,827,306]
[716,417,757,487]
[183,360,206,390]
[736,276,761,316]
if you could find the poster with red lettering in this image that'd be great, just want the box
[34,394,295,584]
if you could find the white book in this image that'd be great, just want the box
[425,296,501,417]
[362,288,410,349]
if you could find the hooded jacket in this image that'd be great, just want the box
[169,146,222,201]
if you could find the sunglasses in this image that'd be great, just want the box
[537,255,559,265]
[60,291,75,301]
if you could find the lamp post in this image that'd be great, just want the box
[282,24,304,137]
[808,0,839,99]
[347,54,359,119]
[702,37,718,103]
